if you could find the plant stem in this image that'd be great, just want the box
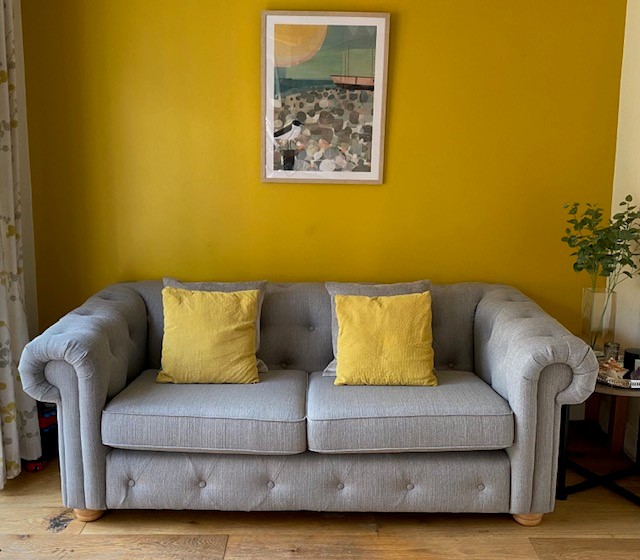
[589,288,614,349]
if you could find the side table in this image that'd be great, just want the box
[556,383,640,505]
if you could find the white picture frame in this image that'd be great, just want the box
[261,11,390,184]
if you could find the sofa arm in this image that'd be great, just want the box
[474,286,597,515]
[18,284,147,510]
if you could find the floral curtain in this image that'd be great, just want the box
[0,0,41,490]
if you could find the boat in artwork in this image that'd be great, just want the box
[329,75,374,90]
[329,43,375,90]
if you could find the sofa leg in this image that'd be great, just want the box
[74,509,105,522]
[512,513,543,526]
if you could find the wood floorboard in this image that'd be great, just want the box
[0,507,83,535]
[1,460,639,559]
[223,534,540,560]
[81,509,379,536]
[0,534,227,560]
[375,487,640,537]
[531,538,640,560]
[0,460,63,508]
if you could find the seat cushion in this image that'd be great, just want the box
[307,370,513,453]
[102,369,307,454]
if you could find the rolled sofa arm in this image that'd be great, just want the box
[474,286,597,515]
[18,284,147,510]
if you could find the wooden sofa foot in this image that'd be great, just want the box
[74,509,105,522]
[513,513,543,526]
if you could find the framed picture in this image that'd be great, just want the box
[261,11,390,184]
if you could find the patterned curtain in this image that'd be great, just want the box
[0,0,41,490]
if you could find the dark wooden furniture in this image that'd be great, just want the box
[557,383,640,506]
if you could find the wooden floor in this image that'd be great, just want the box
[0,460,639,559]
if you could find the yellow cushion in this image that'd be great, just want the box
[334,291,437,386]
[157,287,259,384]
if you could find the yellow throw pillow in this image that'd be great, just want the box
[157,287,260,384]
[334,291,437,386]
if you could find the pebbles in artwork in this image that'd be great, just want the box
[272,88,374,173]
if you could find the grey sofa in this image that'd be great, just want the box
[18,281,598,525]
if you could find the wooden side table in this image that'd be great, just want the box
[556,383,640,505]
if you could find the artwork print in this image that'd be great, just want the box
[262,12,389,184]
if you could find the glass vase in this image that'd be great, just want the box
[581,287,616,354]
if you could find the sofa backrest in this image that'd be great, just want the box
[126,280,495,374]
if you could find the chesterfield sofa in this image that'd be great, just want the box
[18,280,598,526]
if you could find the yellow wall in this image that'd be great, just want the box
[20,0,627,332]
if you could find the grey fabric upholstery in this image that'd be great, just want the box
[124,280,164,370]
[474,286,598,513]
[44,361,86,508]
[531,364,571,513]
[106,449,511,513]
[102,369,307,455]
[307,371,513,453]
[18,285,147,509]
[257,282,334,373]
[163,278,267,294]
[18,280,599,515]
[430,282,488,373]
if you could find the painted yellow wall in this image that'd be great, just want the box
[20,0,626,331]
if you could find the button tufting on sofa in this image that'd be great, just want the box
[128,479,135,487]
[198,481,206,488]
[308,326,315,331]
[337,483,344,490]
[267,481,275,489]
[406,483,414,490]
[477,484,485,490]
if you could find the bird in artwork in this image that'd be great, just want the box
[274,119,303,149]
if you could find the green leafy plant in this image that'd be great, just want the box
[561,195,640,348]
[562,195,640,291]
